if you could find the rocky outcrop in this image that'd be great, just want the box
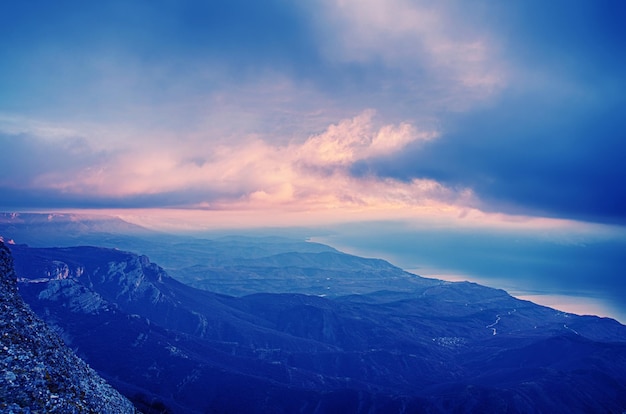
[0,242,138,413]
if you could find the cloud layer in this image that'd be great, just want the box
[1,0,625,226]
[1,111,461,217]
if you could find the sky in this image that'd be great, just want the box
[1,1,625,320]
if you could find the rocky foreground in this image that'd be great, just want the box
[0,241,138,413]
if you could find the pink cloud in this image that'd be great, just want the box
[31,110,465,216]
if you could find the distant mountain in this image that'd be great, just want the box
[0,211,440,297]
[9,243,626,413]
[173,248,439,297]
[0,212,156,248]
[0,242,137,413]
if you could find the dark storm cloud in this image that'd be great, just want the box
[351,1,626,225]
[353,92,626,224]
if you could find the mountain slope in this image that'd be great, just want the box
[9,243,626,413]
[0,242,137,413]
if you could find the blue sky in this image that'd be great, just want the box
[1,1,625,319]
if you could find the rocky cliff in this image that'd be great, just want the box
[0,241,138,413]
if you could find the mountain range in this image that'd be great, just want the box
[0,212,444,297]
[2,212,626,413]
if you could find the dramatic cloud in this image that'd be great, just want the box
[348,1,626,225]
[1,110,463,216]
[352,89,626,224]
[0,0,624,227]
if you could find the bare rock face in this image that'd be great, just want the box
[0,241,138,413]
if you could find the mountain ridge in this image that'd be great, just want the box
[0,211,439,297]
[9,242,626,413]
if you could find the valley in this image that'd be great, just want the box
[2,213,626,413]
